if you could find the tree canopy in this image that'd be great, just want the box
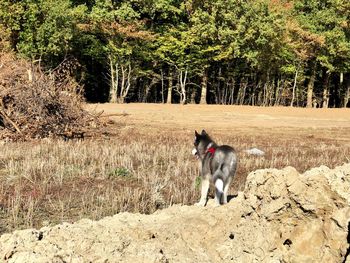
[1,0,350,107]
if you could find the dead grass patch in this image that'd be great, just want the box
[0,125,349,234]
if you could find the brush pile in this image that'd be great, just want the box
[0,53,99,141]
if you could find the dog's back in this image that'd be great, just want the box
[211,145,237,180]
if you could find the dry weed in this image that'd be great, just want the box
[0,126,349,234]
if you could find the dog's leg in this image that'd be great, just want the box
[223,177,232,204]
[214,179,224,205]
[195,177,209,206]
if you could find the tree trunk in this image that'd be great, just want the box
[262,82,268,106]
[344,74,350,107]
[161,69,164,103]
[262,73,270,106]
[199,68,208,104]
[109,57,117,103]
[322,71,330,108]
[290,67,298,107]
[344,86,350,108]
[216,67,222,104]
[306,62,317,108]
[236,79,247,105]
[240,82,247,105]
[269,80,275,106]
[228,77,235,105]
[190,88,196,104]
[251,83,257,106]
[274,78,281,106]
[179,69,187,105]
[144,77,160,102]
[339,72,344,107]
[166,69,173,104]
[118,64,132,103]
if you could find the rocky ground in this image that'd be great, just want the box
[1,163,349,263]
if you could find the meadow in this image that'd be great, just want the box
[0,103,349,234]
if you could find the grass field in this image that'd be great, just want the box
[0,103,349,234]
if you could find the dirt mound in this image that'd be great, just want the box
[1,164,349,262]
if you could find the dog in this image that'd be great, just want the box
[192,130,237,206]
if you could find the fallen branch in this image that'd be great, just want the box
[0,104,22,134]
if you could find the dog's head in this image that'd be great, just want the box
[192,130,212,159]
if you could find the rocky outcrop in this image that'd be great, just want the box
[1,164,349,263]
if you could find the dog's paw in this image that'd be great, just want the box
[195,201,206,207]
[213,202,221,207]
[205,199,221,207]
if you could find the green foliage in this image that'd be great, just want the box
[1,0,350,107]
[194,176,202,190]
[293,0,350,72]
[0,0,87,61]
[108,167,131,178]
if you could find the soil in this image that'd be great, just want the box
[90,103,350,129]
[89,103,350,144]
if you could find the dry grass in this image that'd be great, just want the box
[0,123,349,234]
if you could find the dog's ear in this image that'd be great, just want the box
[201,130,208,136]
[195,130,200,137]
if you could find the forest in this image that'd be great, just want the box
[1,0,350,107]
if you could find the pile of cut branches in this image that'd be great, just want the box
[0,53,100,141]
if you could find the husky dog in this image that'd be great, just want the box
[192,130,237,206]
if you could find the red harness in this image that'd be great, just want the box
[206,147,216,155]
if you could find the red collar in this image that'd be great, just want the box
[206,147,216,155]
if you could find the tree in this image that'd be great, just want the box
[82,0,154,103]
[291,0,350,107]
[0,0,86,63]
[1,0,350,107]
[155,27,192,104]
